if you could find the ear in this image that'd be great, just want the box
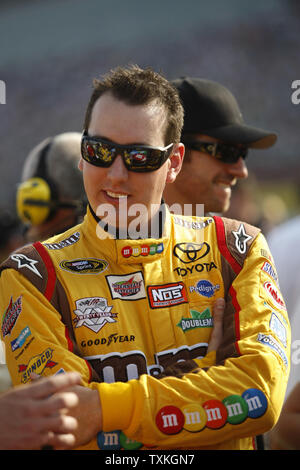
[78,158,83,172]
[166,143,185,184]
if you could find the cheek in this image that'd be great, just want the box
[83,163,103,182]
[82,165,106,197]
[137,173,166,204]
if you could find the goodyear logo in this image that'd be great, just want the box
[18,348,57,383]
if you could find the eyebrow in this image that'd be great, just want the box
[89,134,150,147]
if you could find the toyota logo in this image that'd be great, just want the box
[173,242,210,264]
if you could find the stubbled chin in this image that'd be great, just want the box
[210,185,232,213]
[214,184,232,198]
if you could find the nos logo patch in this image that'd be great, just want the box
[148,282,188,309]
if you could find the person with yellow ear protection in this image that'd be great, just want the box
[16,132,87,243]
[0,132,88,395]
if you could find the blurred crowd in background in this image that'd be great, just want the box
[1,0,300,239]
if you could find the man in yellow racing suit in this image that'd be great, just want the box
[0,65,290,450]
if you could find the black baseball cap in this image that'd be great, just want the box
[171,77,277,149]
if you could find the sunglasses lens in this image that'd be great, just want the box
[131,150,148,164]
[81,135,172,172]
[127,149,167,172]
[82,139,114,167]
[185,140,248,164]
[217,146,239,163]
[221,147,248,163]
[124,150,149,169]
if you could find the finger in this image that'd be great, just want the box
[40,391,79,415]
[48,432,77,450]
[39,414,78,434]
[207,298,225,353]
[27,391,79,421]
[212,298,225,322]
[24,372,82,399]
[30,373,41,381]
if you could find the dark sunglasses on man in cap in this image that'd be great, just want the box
[81,132,174,173]
[183,139,248,164]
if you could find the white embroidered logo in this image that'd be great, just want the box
[232,224,252,254]
[73,297,118,333]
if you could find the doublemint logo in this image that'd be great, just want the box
[177,308,213,332]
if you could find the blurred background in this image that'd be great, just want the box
[0,0,300,236]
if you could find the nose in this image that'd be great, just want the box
[107,154,129,183]
[226,157,248,180]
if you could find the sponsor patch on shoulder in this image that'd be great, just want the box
[1,296,22,338]
[260,281,286,311]
[261,261,279,286]
[232,223,253,254]
[11,254,42,278]
[269,312,287,348]
[257,333,289,369]
[19,348,57,383]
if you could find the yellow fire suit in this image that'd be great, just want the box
[0,206,290,450]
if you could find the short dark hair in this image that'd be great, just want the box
[84,64,184,145]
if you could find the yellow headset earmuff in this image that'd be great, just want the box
[16,177,52,225]
[17,138,85,227]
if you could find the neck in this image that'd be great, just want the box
[89,202,166,240]
[164,186,205,218]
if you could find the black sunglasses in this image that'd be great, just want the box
[81,132,174,173]
[183,140,248,164]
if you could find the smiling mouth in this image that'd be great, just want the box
[106,190,129,199]
[216,183,232,189]
[214,179,236,188]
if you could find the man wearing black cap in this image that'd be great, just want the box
[164,77,277,215]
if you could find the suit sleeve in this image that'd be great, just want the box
[0,269,92,386]
[93,232,291,448]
